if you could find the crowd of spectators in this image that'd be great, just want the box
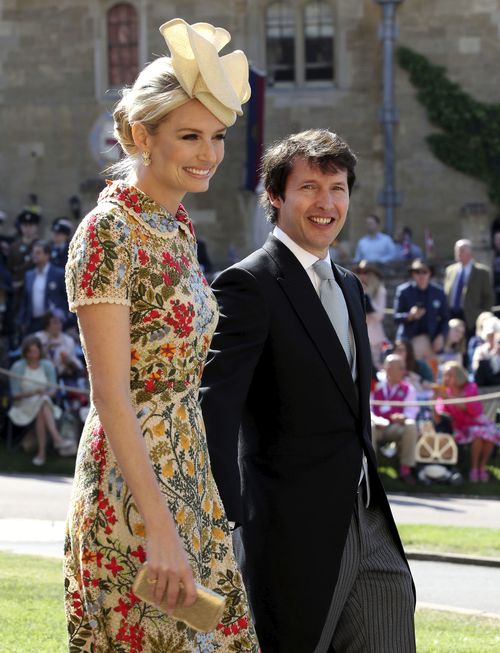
[0,201,87,465]
[1,201,499,481]
[350,218,500,484]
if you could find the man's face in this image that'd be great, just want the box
[455,243,472,265]
[32,245,49,267]
[385,357,406,385]
[365,216,379,235]
[271,157,350,258]
[412,266,431,290]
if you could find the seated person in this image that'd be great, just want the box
[371,354,419,484]
[34,309,83,383]
[467,311,494,372]
[435,360,500,482]
[393,259,448,362]
[474,329,500,386]
[8,335,74,466]
[392,338,434,392]
[440,318,467,367]
[471,316,500,375]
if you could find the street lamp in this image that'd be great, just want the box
[375,0,404,237]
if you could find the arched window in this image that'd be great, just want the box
[304,1,334,81]
[266,2,296,84]
[107,3,139,87]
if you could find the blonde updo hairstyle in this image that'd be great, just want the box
[108,57,183,177]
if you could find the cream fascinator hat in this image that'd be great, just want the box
[159,18,251,127]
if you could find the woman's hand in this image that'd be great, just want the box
[145,511,197,610]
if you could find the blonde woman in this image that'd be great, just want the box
[435,360,500,482]
[63,19,258,652]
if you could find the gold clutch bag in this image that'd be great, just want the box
[132,563,227,632]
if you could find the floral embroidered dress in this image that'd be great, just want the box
[63,181,259,653]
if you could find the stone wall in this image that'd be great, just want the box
[0,0,499,267]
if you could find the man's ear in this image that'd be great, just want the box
[131,123,150,152]
[268,192,282,209]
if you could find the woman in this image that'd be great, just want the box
[440,318,467,367]
[435,360,500,482]
[354,259,388,368]
[8,335,72,465]
[392,338,434,391]
[63,18,259,652]
[35,309,83,381]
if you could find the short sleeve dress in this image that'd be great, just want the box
[63,181,259,653]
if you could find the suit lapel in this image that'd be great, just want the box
[263,236,359,417]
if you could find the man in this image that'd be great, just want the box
[371,354,419,484]
[444,239,494,337]
[201,129,415,652]
[18,239,68,335]
[50,217,73,268]
[393,258,449,360]
[353,213,396,263]
[393,226,423,262]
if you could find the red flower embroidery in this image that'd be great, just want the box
[164,300,195,338]
[131,545,146,563]
[105,557,124,578]
[138,249,149,265]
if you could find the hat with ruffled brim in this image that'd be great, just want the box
[159,19,251,127]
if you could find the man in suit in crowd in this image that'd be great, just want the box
[444,239,494,337]
[393,258,449,360]
[19,239,68,335]
[201,129,415,653]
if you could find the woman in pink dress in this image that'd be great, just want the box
[435,360,500,482]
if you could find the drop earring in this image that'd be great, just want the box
[142,150,151,167]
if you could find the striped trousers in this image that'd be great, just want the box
[315,488,416,653]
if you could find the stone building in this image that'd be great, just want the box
[0,0,499,266]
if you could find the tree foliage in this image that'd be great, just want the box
[396,45,500,206]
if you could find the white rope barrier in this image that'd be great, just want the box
[0,366,90,396]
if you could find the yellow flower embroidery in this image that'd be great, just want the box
[179,433,190,450]
[202,496,211,513]
[162,461,174,477]
[192,534,200,552]
[176,405,187,420]
[212,502,223,520]
[185,460,195,476]
[212,527,225,541]
[152,422,166,438]
[134,522,146,537]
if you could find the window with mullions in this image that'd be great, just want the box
[266,3,296,84]
[304,2,334,81]
[107,3,139,87]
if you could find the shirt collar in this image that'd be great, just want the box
[273,226,329,270]
[98,180,195,240]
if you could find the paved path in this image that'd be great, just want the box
[1,473,500,616]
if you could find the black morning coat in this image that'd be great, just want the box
[200,235,411,652]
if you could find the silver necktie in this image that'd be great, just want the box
[313,259,353,368]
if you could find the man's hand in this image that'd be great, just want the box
[408,305,426,321]
[390,413,406,425]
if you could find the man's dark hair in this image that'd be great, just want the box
[32,239,51,256]
[260,128,357,224]
[367,214,381,225]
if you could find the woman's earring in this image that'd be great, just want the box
[142,150,151,167]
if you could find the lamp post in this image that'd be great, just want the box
[375,0,404,237]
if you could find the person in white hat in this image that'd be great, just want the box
[63,19,258,652]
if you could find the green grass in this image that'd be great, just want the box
[0,552,499,652]
[0,552,67,653]
[378,454,500,497]
[399,524,500,558]
[0,439,76,476]
[416,608,500,652]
